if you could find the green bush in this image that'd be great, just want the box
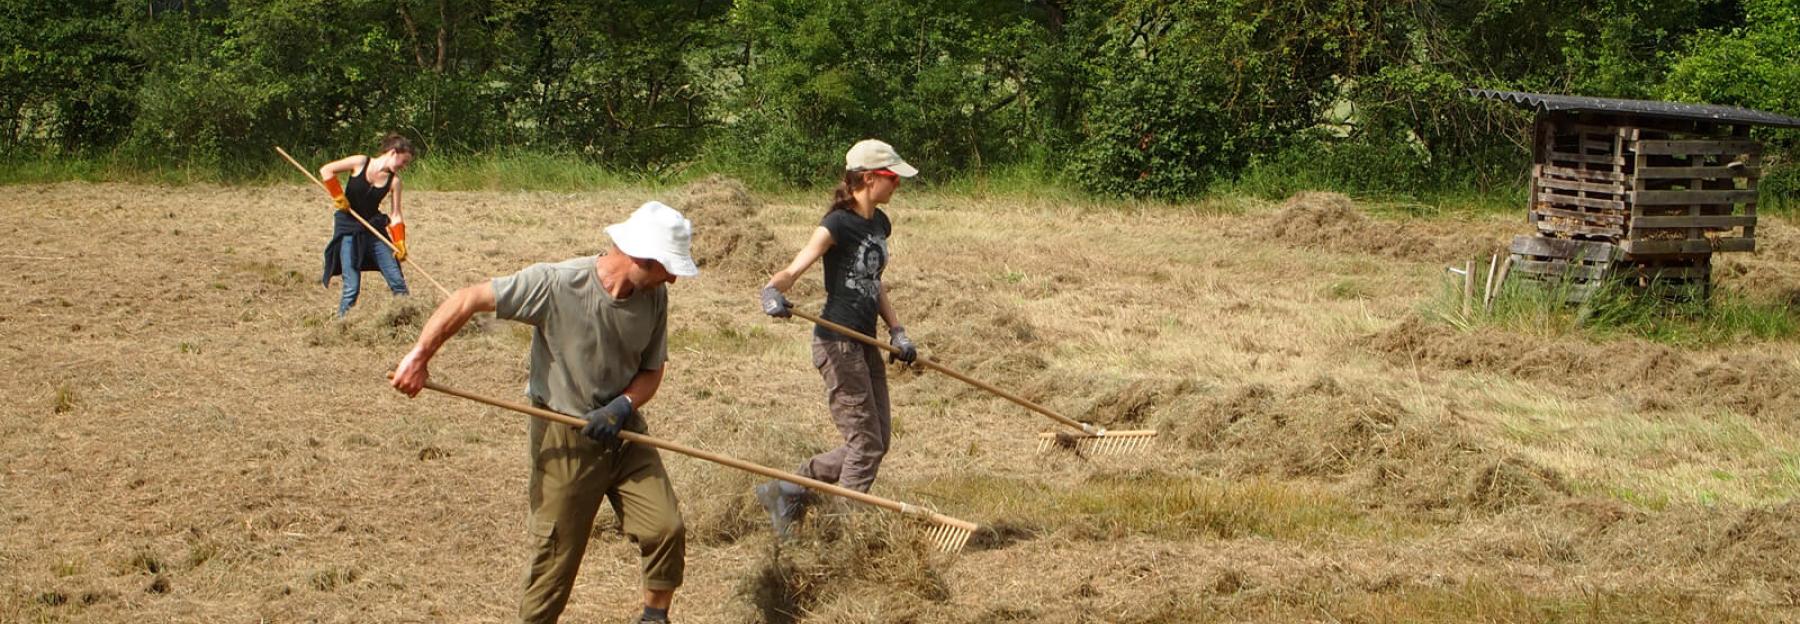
[719,0,1051,185]
[1064,0,1371,198]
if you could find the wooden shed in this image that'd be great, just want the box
[1471,89,1800,301]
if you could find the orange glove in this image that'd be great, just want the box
[388,222,408,262]
[324,177,349,212]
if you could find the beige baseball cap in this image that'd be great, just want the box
[604,201,699,277]
[844,139,918,177]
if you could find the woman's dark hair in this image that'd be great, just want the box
[827,170,869,214]
[379,133,417,156]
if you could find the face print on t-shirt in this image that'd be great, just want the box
[844,236,888,299]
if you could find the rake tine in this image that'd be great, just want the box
[931,524,973,553]
[918,515,976,553]
[1105,436,1145,454]
[897,503,980,554]
[1037,430,1160,455]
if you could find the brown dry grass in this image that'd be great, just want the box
[3,182,1798,622]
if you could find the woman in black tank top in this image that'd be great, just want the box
[317,133,418,317]
[751,139,922,538]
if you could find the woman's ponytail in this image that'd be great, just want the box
[826,170,864,214]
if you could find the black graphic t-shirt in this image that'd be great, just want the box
[815,208,891,341]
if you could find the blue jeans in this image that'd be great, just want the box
[338,236,409,316]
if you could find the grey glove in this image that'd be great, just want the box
[582,395,633,450]
[760,285,791,318]
[888,326,917,364]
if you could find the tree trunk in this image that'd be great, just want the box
[434,0,449,73]
[398,4,430,70]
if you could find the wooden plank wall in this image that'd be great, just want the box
[1529,114,1759,256]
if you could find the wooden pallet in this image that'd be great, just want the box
[1622,128,1758,256]
[1506,235,1620,303]
[1533,122,1634,239]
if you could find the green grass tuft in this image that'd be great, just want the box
[1427,273,1800,347]
[917,471,1389,542]
[52,383,79,414]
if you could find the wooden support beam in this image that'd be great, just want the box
[1633,139,1763,156]
[1637,165,1760,179]
[1544,151,1627,166]
[1509,235,1620,263]
[1537,191,1626,210]
[1630,190,1760,205]
[1535,176,1627,195]
[1630,215,1756,229]
[1620,238,1755,255]
[1511,259,1613,281]
[1538,164,1627,182]
[1533,205,1628,225]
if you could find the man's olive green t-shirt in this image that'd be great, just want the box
[492,256,668,418]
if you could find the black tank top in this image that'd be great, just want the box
[346,156,392,213]
[333,156,392,236]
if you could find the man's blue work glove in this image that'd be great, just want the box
[582,395,633,450]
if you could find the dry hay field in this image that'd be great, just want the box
[3,179,1799,623]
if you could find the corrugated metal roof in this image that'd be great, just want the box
[1469,89,1800,129]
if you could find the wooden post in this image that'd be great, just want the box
[1481,253,1499,314]
[1487,255,1513,311]
[1462,259,1475,318]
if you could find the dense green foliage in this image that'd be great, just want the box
[3,0,1795,199]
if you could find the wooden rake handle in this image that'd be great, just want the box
[790,309,1103,435]
[273,146,453,298]
[404,376,978,532]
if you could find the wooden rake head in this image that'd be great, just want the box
[898,503,979,553]
[1036,429,1160,455]
[923,520,975,553]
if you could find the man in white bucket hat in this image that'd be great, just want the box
[392,200,697,624]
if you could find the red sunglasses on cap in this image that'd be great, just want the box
[869,169,899,178]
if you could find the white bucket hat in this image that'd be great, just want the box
[604,201,699,277]
[845,139,918,177]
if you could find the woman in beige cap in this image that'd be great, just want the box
[755,139,920,537]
